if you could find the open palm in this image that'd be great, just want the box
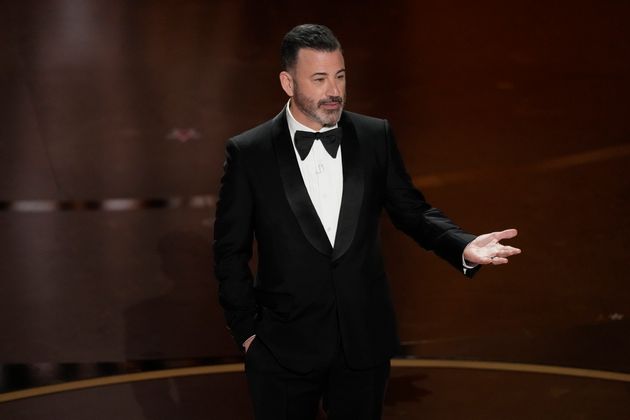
[463,228,521,265]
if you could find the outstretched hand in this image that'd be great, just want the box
[463,228,521,265]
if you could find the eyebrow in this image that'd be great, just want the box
[311,69,346,77]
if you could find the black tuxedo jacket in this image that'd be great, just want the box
[213,109,479,373]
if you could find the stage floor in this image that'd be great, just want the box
[2,362,630,419]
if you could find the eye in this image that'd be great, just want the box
[337,74,345,80]
[313,78,324,83]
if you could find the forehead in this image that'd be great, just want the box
[294,48,345,75]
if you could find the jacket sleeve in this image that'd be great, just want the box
[382,120,480,278]
[213,139,257,348]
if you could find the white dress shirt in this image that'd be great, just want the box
[286,101,343,247]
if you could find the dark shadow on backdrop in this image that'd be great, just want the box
[124,230,247,419]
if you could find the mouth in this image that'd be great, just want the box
[318,96,343,111]
[320,101,342,110]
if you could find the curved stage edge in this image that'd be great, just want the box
[2,358,630,403]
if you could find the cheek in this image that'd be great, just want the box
[299,83,319,99]
[338,81,347,95]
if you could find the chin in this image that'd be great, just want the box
[320,112,342,126]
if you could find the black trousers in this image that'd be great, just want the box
[245,337,390,420]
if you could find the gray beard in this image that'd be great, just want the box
[293,89,344,128]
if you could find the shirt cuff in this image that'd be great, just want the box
[462,254,478,275]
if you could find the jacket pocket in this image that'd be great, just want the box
[254,289,294,317]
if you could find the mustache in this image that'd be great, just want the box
[318,96,344,106]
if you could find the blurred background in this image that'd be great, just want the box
[1,0,629,419]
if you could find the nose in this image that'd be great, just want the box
[326,78,341,97]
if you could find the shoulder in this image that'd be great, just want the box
[223,111,285,166]
[342,110,388,132]
[230,118,276,151]
[230,106,288,146]
[341,110,393,155]
[341,110,393,144]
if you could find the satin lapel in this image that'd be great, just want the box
[272,111,333,257]
[332,113,364,261]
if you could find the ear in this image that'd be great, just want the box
[279,71,294,97]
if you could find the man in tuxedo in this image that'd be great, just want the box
[213,24,521,420]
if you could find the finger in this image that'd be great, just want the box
[479,256,493,265]
[491,257,509,265]
[495,246,522,257]
[479,256,500,265]
[493,229,518,241]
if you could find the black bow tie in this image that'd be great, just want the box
[294,127,342,160]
